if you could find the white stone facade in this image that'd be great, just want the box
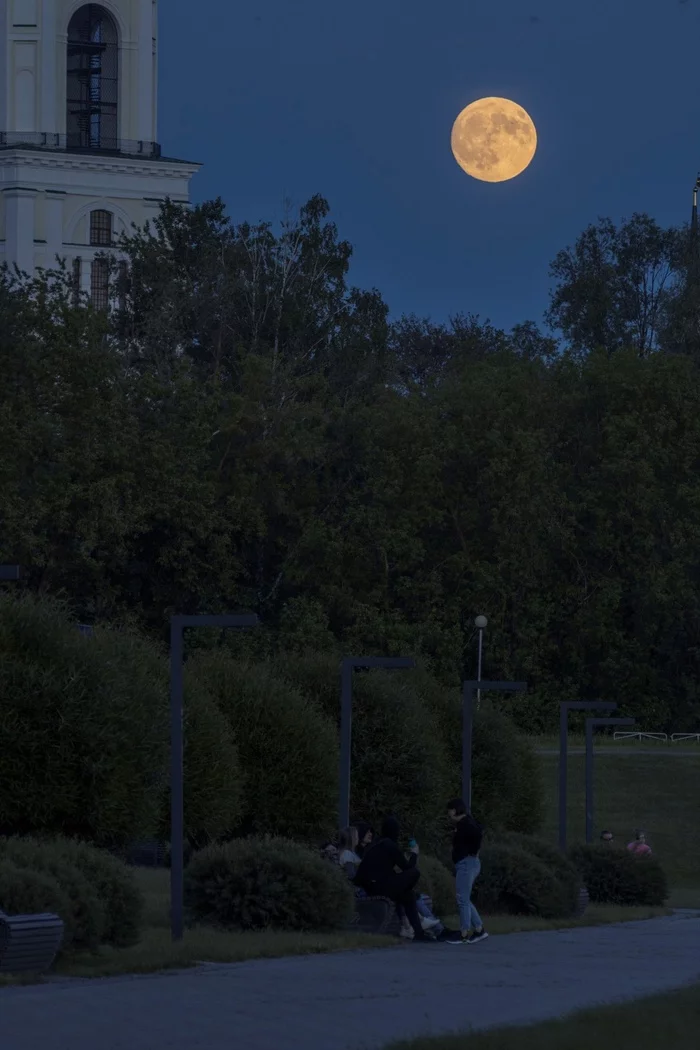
[0,0,199,295]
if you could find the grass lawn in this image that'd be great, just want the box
[532,743,700,892]
[0,870,665,983]
[382,981,700,1050]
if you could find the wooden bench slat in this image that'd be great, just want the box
[0,912,64,974]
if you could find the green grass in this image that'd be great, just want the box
[0,869,678,986]
[532,744,700,890]
[382,981,700,1050]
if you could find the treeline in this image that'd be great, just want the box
[1,198,700,733]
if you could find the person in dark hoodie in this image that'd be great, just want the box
[354,822,374,858]
[354,815,431,942]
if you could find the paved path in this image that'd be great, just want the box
[3,914,700,1050]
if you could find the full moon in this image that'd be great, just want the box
[451,97,537,183]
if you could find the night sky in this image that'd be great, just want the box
[160,0,700,333]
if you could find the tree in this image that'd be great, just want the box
[546,214,679,358]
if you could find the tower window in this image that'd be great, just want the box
[91,257,109,310]
[90,209,112,246]
[67,5,119,152]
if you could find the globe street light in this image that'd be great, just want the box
[474,615,487,707]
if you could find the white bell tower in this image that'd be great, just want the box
[0,0,200,302]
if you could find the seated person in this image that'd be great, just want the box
[354,821,374,858]
[337,826,362,878]
[354,815,431,942]
[320,840,339,863]
[627,829,652,856]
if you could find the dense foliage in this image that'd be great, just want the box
[184,836,355,930]
[0,836,145,955]
[187,652,338,841]
[491,832,582,914]
[2,197,700,737]
[569,844,668,907]
[473,844,576,919]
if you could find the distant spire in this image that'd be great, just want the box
[691,174,700,280]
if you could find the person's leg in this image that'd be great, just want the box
[467,858,484,932]
[455,856,484,936]
[380,869,424,938]
[416,894,441,931]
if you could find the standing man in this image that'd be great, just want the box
[443,798,488,946]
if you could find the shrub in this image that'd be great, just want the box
[0,860,73,959]
[472,844,573,919]
[184,836,355,931]
[568,844,668,907]
[187,653,338,842]
[417,685,544,837]
[50,837,144,947]
[0,838,104,951]
[491,832,582,915]
[157,675,245,850]
[416,855,455,917]
[270,651,453,851]
[0,593,168,848]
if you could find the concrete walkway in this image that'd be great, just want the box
[3,914,700,1050]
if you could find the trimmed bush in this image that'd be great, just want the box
[472,844,573,918]
[491,832,582,915]
[0,837,105,950]
[0,593,167,848]
[184,836,355,931]
[569,844,668,907]
[0,860,73,958]
[51,837,144,947]
[416,855,455,917]
[157,676,245,849]
[270,651,453,851]
[187,653,338,841]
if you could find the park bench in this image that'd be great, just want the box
[347,895,402,936]
[0,910,64,974]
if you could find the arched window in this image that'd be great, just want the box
[67,5,118,151]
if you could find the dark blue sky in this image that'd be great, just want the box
[160,0,700,333]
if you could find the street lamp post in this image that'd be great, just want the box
[0,565,21,581]
[462,678,527,813]
[558,701,617,852]
[338,656,415,831]
[585,717,635,843]
[170,613,258,942]
[474,615,487,708]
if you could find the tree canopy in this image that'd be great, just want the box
[2,196,699,734]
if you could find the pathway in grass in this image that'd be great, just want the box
[1,913,699,1050]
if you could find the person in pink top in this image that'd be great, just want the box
[627,829,652,856]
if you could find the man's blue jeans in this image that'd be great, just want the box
[455,856,483,932]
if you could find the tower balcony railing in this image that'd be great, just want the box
[0,132,161,158]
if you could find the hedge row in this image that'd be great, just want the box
[568,844,668,907]
[0,836,145,958]
[0,592,544,850]
[183,831,669,933]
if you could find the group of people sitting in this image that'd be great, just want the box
[600,829,653,855]
[320,798,489,946]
